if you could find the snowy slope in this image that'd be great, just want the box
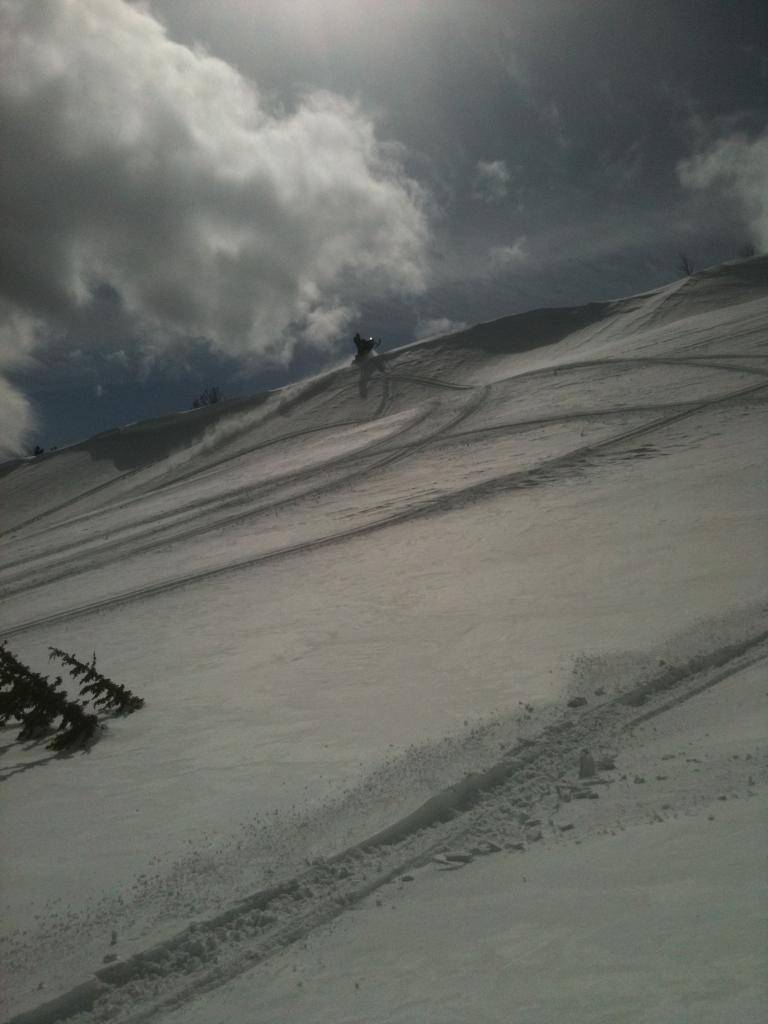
[1,257,767,1022]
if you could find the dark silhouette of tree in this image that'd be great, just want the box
[192,386,222,409]
[47,702,99,751]
[2,643,144,752]
[49,647,144,714]
[739,242,757,259]
[1,641,58,732]
[678,252,694,277]
[33,445,45,456]
[0,641,94,745]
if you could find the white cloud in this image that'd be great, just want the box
[301,303,356,347]
[472,159,511,203]
[414,317,467,342]
[0,302,39,457]
[488,239,529,272]
[0,0,430,454]
[678,130,768,250]
[0,376,36,460]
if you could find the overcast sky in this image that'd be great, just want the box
[1,0,766,456]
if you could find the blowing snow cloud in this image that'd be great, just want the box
[679,129,768,252]
[0,0,429,453]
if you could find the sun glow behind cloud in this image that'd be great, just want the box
[263,0,425,54]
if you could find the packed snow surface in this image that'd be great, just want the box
[1,258,766,1022]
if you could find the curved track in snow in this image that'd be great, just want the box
[0,382,484,600]
[3,378,390,542]
[0,383,414,583]
[3,377,764,638]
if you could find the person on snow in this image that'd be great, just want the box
[353,333,386,396]
[353,333,379,359]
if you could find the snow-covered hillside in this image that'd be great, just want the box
[2,258,767,1023]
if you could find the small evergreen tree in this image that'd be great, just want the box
[678,251,694,277]
[1,643,144,754]
[0,641,97,746]
[49,647,145,714]
[192,386,222,409]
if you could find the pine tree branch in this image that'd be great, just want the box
[49,647,145,715]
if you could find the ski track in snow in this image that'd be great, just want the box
[2,372,400,550]
[0,390,421,586]
[1,373,765,636]
[0,355,761,580]
[7,348,765,546]
[3,381,388,542]
[0,377,472,587]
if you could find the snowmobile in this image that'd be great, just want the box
[352,334,381,364]
[352,334,387,397]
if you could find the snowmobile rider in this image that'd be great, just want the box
[353,332,373,358]
[353,333,381,359]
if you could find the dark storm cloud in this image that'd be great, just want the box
[149,1,767,292]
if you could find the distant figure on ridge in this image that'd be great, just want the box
[352,333,386,397]
[353,333,379,360]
